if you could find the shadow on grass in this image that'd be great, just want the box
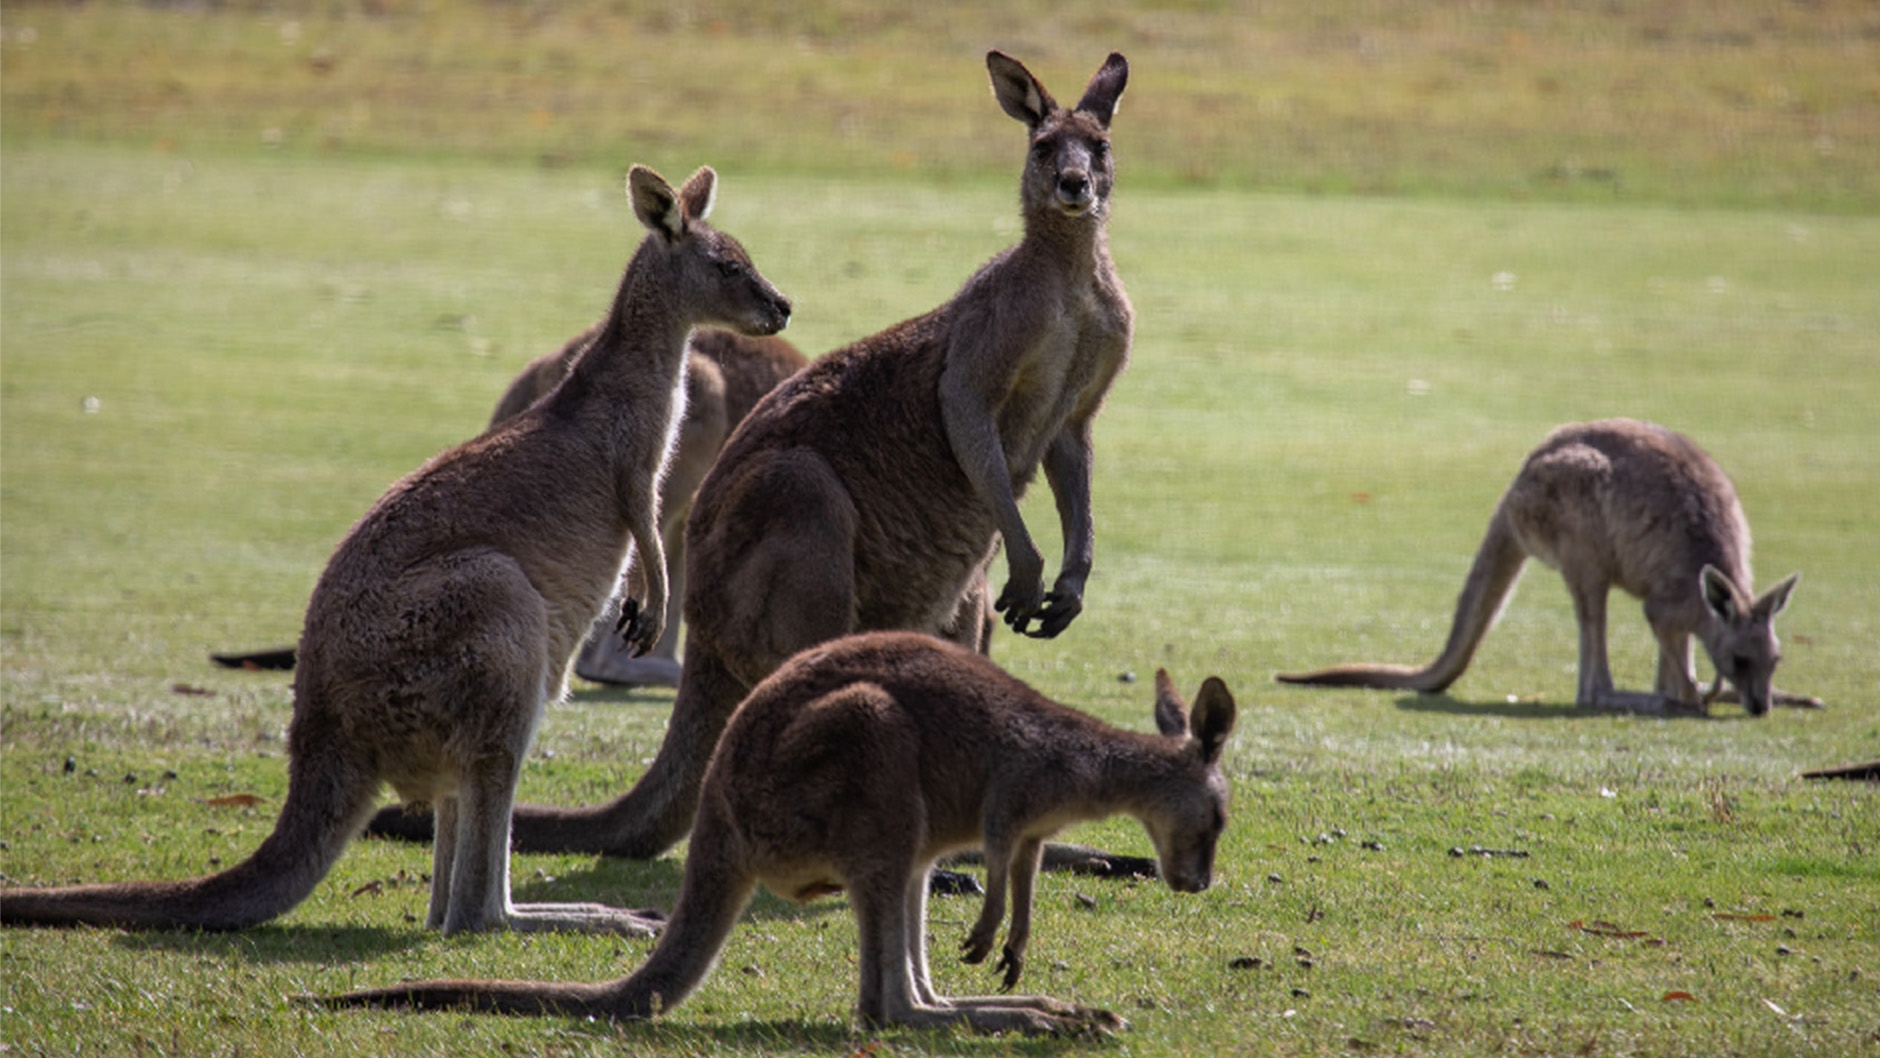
[564,683,678,707]
[510,854,861,926]
[538,1012,1108,1054]
[1390,693,1738,721]
[114,923,425,963]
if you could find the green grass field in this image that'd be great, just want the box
[3,3,1878,1056]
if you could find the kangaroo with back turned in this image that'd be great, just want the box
[378,50,1135,860]
[1,165,791,934]
[1278,419,1818,715]
[317,632,1236,1037]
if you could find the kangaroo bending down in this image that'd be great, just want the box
[1,165,791,934]
[378,50,1135,862]
[210,328,808,686]
[316,632,1236,1036]
[1277,419,1816,716]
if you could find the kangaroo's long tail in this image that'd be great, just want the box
[1277,505,1527,694]
[1,727,377,930]
[319,791,758,1020]
[310,978,620,1017]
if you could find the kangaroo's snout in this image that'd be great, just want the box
[747,293,792,336]
[1055,170,1094,212]
[1166,872,1211,894]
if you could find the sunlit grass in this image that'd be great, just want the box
[2,0,1877,210]
[4,137,1877,1056]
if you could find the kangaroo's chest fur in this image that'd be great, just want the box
[971,249,1131,480]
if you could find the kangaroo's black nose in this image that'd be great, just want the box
[1058,172,1090,198]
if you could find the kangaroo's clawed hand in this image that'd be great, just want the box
[960,928,997,966]
[996,943,1025,992]
[614,596,660,657]
[995,581,1082,639]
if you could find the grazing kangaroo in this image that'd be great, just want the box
[1,165,791,934]
[317,632,1236,1036]
[448,49,1136,863]
[1277,419,1816,716]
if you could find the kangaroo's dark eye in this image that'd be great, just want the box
[713,259,742,278]
[1031,139,1054,161]
[1091,140,1110,160]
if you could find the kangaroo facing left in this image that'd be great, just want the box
[0,165,791,935]
[313,631,1237,1037]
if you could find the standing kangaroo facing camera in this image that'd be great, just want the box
[380,49,1137,862]
[1278,419,1818,716]
[1,165,791,935]
[316,631,1237,1037]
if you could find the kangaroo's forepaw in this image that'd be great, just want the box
[613,596,642,636]
[615,599,660,657]
[1022,591,1082,639]
[961,933,995,965]
[996,944,1025,992]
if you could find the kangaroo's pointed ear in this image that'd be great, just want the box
[1700,564,1750,623]
[1152,668,1188,738]
[627,165,686,242]
[678,166,718,223]
[1754,572,1800,619]
[1190,677,1237,766]
[988,50,1057,129]
[1075,52,1128,127]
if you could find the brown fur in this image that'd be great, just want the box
[487,51,1137,859]
[315,632,1235,1036]
[491,325,809,686]
[211,331,805,686]
[1,165,791,934]
[1278,419,1815,716]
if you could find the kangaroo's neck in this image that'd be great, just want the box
[558,239,694,409]
[1020,719,1185,822]
[1019,205,1111,280]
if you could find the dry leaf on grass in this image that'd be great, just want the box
[198,793,265,808]
[1568,919,1651,939]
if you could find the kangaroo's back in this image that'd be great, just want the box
[1504,418,1752,598]
[318,631,1235,1037]
[1280,418,1807,716]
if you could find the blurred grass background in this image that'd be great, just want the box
[2,3,1878,1056]
[4,0,1878,208]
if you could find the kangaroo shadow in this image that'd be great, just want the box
[1390,692,1738,721]
[508,852,854,926]
[505,1013,1109,1052]
[563,683,678,707]
[114,923,424,963]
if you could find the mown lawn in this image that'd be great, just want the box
[3,3,1878,1055]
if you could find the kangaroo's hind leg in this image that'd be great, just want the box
[1566,569,1686,714]
[452,738,662,936]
